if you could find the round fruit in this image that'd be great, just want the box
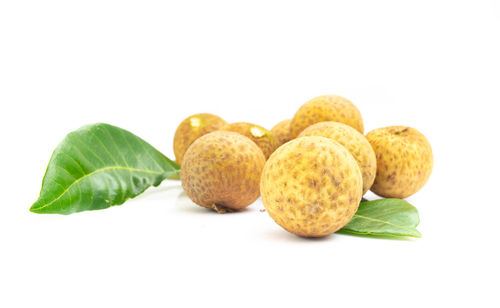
[290,95,364,137]
[220,122,278,159]
[260,136,363,237]
[270,119,293,147]
[299,121,376,195]
[366,126,433,198]
[181,131,266,213]
[173,113,227,165]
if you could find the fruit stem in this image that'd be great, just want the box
[210,203,234,214]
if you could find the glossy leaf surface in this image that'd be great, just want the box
[339,198,422,238]
[30,123,179,214]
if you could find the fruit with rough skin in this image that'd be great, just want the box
[220,122,278,159]
[260,136,363,237]
[299,121,376,195]
[181,131,266,213]
[366,126,433,198]
[173,113,227,165]
[290,95,364,137]
[270,119,293,147]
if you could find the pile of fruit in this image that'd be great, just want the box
[176,95,433,237]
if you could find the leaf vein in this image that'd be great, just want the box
[352,213,417,233]
[103,125,130,167]
[59,151,87,176]
[33,166,164,211]
[69,138,105,167]
[89,130,120,165]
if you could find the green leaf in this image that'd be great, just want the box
[339,198,422,238]
[30,123,180,215]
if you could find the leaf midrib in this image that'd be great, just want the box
[352,213,418,234]
[32,166,164,211]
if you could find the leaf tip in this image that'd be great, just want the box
[29,204,40,214]
[30,199,46,214]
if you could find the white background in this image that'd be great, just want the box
[1,1,499,307]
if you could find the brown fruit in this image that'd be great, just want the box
[220,122,278,159]
[290,95,364,137]
[181,131,266,213]
[270,119,293,147]
[366,126,433,198]
[260,136,363,237]
[173,113,227,165]
[299,121,376,195]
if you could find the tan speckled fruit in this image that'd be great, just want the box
[299,121,376,195]
[181,131,266,213]
[366,126,433,198]
[260,136,363,237]
[220,122,278,159]
[270,119,293,147]
[173,113,227,165]
[290,95,364,137]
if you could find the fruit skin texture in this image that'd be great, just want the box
[220,122,278,159]
[366,126,433,198]
[270,119,293,147]
[181,131,266,213]
[290,95,364,137]
[173,113,227,165]
[260,136,363,237]
[299,121,376,195]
